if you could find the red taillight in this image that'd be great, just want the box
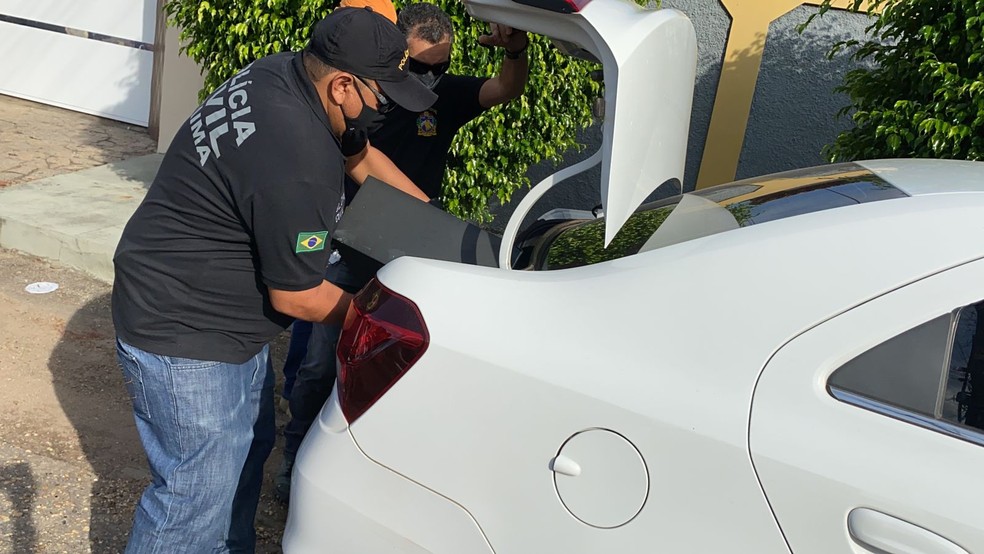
[336,279,429,423]
[512,0,590,13]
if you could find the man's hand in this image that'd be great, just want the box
[478,23,528,55]
[478,23,530,109]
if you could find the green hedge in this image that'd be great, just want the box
[165,0,626,221]
[808,0,984,162]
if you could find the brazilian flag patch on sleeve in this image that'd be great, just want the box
[295,231,329,253]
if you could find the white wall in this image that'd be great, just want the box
[0,0,157,125]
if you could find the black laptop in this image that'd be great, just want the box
[332,177,513,268]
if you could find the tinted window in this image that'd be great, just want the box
[829,300,984,443]
[534,171,905,271]
[828,315,951,417]
[726,180,905,226]
[943,303,984,431]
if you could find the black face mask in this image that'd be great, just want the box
[408,57,450,91]
[339,85,386,157]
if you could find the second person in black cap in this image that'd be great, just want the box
[111,7,435,553]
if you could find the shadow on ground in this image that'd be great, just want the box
[48,293,290,553]
[0,462,37,551]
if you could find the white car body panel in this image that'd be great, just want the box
[328,191,984,552]
[282,0,984,549]
[285,164,984,551]
[751,257,984,554]
[465,0,697,247]
[283,391,495,554]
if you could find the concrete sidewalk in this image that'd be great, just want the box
[0,155,160,283]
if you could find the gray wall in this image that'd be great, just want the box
[489,2,871,232]
[738,6,869,180]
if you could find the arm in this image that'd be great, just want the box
[478,24,530,109]
[345,145,430,202]
[249,179,351,322]
[269,282,352,325]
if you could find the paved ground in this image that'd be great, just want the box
[0,95,157,189]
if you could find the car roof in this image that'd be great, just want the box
[728,159,984,198]
[858,159,984,196]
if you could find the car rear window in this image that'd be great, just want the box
[533,168,906,271]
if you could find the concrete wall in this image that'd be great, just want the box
[739,6,869,180]
[490,2,873,230]
[155,24,205,154]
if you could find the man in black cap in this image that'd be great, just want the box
[111,8,435,552]
[275,2,529,503]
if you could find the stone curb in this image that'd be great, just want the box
[0,155,161,284]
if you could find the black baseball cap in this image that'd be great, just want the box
[309,7,437,113]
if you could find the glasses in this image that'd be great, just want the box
[407,57,450,77]
[355,76,396,114]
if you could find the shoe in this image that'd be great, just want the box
[274,454,294,504]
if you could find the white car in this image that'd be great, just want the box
[283,0,984,552]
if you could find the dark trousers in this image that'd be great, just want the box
[283,321,342,458]
[283,254,375,459]
[280,320,312,400]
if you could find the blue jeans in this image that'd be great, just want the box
[117,339,275,554]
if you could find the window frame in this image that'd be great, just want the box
[827,303,984,448]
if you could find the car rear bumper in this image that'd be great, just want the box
[282,392,494,554]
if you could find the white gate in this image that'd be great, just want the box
[0,0,157,125]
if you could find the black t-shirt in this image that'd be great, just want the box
[368,73,489,198]
[333,73,489,288]
[112,52,346,364]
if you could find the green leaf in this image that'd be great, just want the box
[810,0,984,164]
[164,0,649,222]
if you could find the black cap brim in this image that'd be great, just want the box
[378,75,438,113]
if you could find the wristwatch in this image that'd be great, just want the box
[505,40,529,59]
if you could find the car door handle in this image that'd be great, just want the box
[848,508,969,554]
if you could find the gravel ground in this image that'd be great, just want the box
[0,249,291,553]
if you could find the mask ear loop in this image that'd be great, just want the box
[338,76,372,158]
[327,75,367,127]
[347,76,369,130]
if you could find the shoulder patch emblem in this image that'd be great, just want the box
[417,110,437,137]
[295,231,329,253]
